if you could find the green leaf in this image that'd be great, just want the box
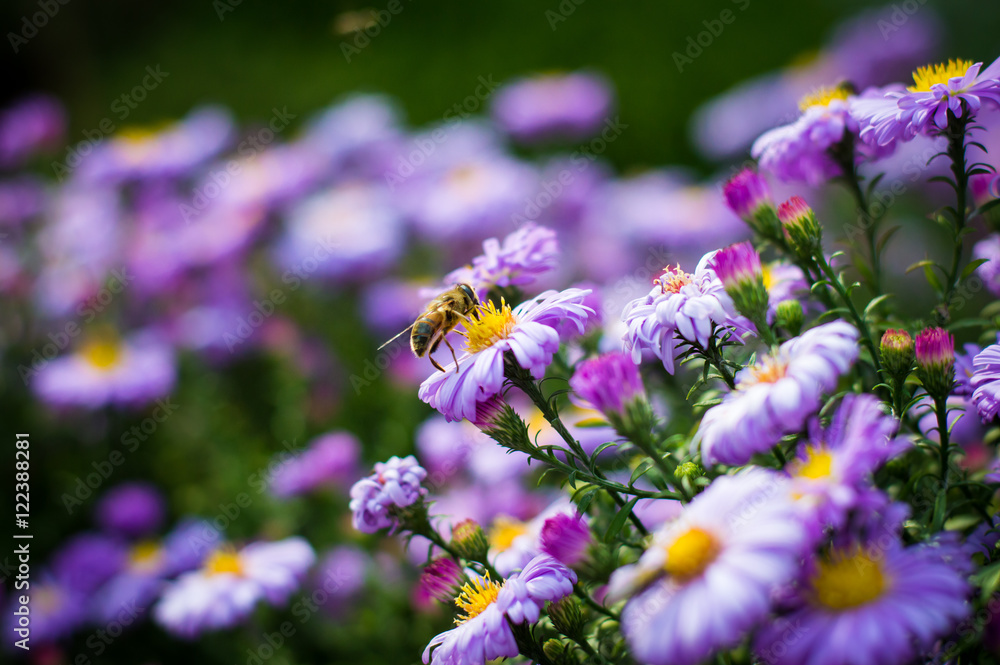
[629,460,653,487]
[576,489,599,515]
[604,496,640,542]
[876,225,901,255]
[962,258,990,280]
[692,398,723,409]
[923,263,943,293]
[864,294,893,318]
[973,561,1000,601]
[574,417,611,429]
[975,198,1000,216]
[905,259,936,274]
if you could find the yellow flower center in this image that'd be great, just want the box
[204,548,244,576]
[81,339,122,371]
[129,541,164,572]
[464,300,517,354]
[454,573,504,625]
[798,84,852,111]
[908,59,975,92]
[489,516,529,552]
[811,548,888,610]
[761,264,775,291]
[794,445,834,479]
[663,527,720,581]
[654,266,693,295]
[741,355,789,388]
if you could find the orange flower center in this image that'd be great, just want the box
[204,548,244,577]
[663,527,720,581]
[811,547,888,610]
[655,266,693,295]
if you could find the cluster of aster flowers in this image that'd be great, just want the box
[345,48,1000,665]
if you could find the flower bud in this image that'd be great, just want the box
[712,241,771,327]
[569,352,648,432]
[915,327,955,399]
[775,300,804,337]
[418,557,466,603]
[540,513,593,568]
[723,168,782,239]
[880,329,915,381]
[542,639,574,665]
[547,597,585,640]
[777,196,823,258]
[675,461,704,480]
[450,518,489,562]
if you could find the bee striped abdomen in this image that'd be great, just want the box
[410,316,440,357]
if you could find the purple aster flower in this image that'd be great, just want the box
[349,455,428,534]
[755,534,969,665]
[569,351,646,420]
[972,344,1000,422]
[696,321,860,466]
[955,342,983,397]
[855,57,1000,147]
[974,233,1000,296]
[418,287,593,423]
[422,553,576,665]
[51,532,127,595]
[153,537,315,638]
[607,469,807,665]
[78,106,235,182]
[299,93,403,177]
[440,222,559,294]
[418,557,466,604]
[213,143,328,213]
[539,513,592,568]
[275,181,404,283]
[33,330,176,410]
[787,394,906,533]
[0,176,45,226]
[6,576,88,645]
[270,431,361,497]
[0,95,65,168]
[621,252,754,374]
[491,71,614,143]
[96,482,166,538]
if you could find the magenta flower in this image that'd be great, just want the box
[440,222,559,294]
[539,513,592,568]
[569,351,645,419]
[607,469,807,665]
[418,288,593,423]
[916,327,956,399]
[787,394,907,533]
[422,554,576,665]
[722,167,773,222]
[712,241,763,291]
[854,57,1000,147]
[418,557,466,604]
[491,71,613,143]
[153,538,315,637]
[349,455,428,534]
[755,533,969,665]
[972,344,1000,422]
[696,321,860,466]
[622,252,754,374]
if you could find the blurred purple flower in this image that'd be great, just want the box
[51,533,127,595]
[270,431,361,497]
[0,95,65,168]
[441,222,559,294]
[96,482,166,538]
[491,71,614,143]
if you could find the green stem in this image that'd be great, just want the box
[772,443,787,468]
[814,254,883,376]
[574,585,620,621]
[935,394,951,499]
[940,112,972,320]
[833,130,882,295]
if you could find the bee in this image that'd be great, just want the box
[378,283,479,372]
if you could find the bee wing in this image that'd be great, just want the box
[377,324,414,351]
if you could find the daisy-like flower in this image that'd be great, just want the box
[349,455,428,534]
[491,71,614,143]
[153,537,315,638]
[606,469,807,665]
[695,321,859,466]
[621,252,754,374]
[754,529,969,665]
[787,394,906,533]
[422,553,576,665]
[440,222,559,294]
[270,431,361,498]
[418,288,593,423]
[972,343,1000,422]
[854,57,1000,147]
[32,330,176,409]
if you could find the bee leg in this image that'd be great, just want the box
[430,356,447,373]
[444,337,461,372]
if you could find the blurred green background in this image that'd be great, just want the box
[4,0,1000,663]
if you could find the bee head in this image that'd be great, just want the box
[457,283,478,310]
